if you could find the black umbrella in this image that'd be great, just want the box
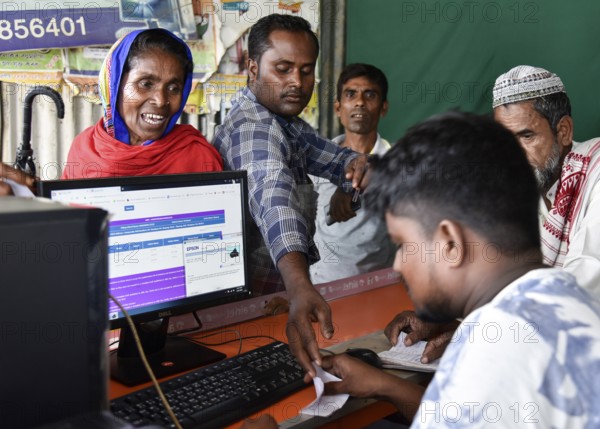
[14,86,65,177]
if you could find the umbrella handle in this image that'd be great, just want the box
[15,86,65,177]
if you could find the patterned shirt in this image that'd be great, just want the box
[540,138,600,298]
[212,88,358,291]
[412,268,600,428]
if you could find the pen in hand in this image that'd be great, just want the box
[325,189,362,226]
[351,188,360,205]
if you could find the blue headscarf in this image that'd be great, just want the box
[98,28,193,145]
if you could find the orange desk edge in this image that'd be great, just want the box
[109,282,414,429]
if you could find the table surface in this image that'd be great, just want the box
[109,282,419,429]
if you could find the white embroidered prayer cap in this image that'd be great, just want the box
[492,65,565,108]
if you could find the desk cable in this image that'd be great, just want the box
[170,311,279,356]
[109,293,184,429]
[174,310,336,358]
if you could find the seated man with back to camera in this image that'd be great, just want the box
[241,111,600,429]
[386,65,600,364]
[212,14,369,379]
[309,63,395,284]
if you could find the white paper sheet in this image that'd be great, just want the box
[300,363,350,418]
[4,178,35,197]
[377,332,439,372]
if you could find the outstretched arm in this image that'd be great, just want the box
[279,252,333,379]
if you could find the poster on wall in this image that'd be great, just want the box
[118,0,197,39]
[211,0,320,48]
[0,0,320,123]
[0,0,198,52]
[0,50,63,85]
[61,1,221,91]
[205,0,321,126]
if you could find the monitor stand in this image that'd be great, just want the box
[110,317,225,386]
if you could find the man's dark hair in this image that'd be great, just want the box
[248,14,319,65]
[337,63,389,102]
[125,29,193,76]
[531,92,572,134]
[365,111,541,252]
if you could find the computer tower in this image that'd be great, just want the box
[0,198,110,428]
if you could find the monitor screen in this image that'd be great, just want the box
[39,171,251,385]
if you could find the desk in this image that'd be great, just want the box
[109,282,421,429]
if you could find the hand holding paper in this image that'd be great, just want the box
[300,363,349,418]
[377,332,440,372]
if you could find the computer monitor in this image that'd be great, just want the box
[39,171,251,386]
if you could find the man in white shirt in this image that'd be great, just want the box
[310,63,395,283]
[492,65,600,296]
[385,66,600,366]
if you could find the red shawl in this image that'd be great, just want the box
[62,119,222,179]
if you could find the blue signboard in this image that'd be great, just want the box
[0,1,196,52]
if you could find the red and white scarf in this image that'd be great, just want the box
[541,139,600,266]
[62,120,223,179]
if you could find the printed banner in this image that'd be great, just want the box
[0,0,200,52]
[0,49,63,85]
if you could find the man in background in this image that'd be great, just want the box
[310,63,395,284]
[493,65,600,296]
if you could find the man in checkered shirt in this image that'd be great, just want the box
[213,14,368,379]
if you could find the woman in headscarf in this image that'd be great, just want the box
[62,28,222,179]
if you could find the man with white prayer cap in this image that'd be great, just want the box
[493,65,600,296]
[376,66,600,366]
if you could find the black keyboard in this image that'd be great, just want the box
[110,341,306,429]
